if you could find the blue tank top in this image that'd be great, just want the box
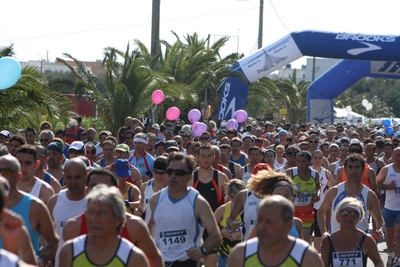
[228,161,237,178]
[289,219,299,238]
[44,172,51,185]
[11,194,41,256]
[100,158,106,167]
[230,153,246,167]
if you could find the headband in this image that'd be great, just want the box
[273,180,294,194]
[134,137,148,145]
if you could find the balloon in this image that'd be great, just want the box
[151,90,164,105]
[345,106,352,113]
[166,107,180,120]
[346,114,353,120]
[383,119,391,127]
[362,99,368,107]
[188,109,201,123]
[386,127,394,135]
[191,121,199,129]
[192,122,207,137]
[226,119,238,130]
[234,109,248,123]
[0,57,22,90]
[366,103,373,111]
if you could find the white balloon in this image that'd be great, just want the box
[366,103,373,110]
[346,114,353,120]
[362,99,368,107]
[345,106,352,113]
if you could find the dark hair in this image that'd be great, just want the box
[248,146,261,155]
[166,152,197,174]
[344,153,366,170]
[125,130,135,137]
[85,142,97,155]
[25,127,37,136]
[219,144,231,152]
[55,129,65,137]
[226,128,238,137]
[198,143,214,156]
[103,139,116,148]
[15,144,38,161]
[383,141,394,150]
[9,135,26,146]
[86,168,118,187]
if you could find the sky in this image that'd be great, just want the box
[1,0,400,68]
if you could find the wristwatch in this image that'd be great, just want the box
[200,247,207,256]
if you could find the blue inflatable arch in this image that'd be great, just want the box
[307,60,400,123]
[216,30,400,122]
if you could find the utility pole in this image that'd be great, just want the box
[151,0,160,58]
[258,0,264,49]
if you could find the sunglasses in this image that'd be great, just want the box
[308,140,319,143]
[40,139,49,142]
[349,149,362,154]
[0,168,17,177]
[199,137,209,140]
[0,136,7,139]
[231,144,241,148]
[340,209,359,218]
[154,170,166,175]
[125,137,133,140]
[221,152,230,156]
[166,168,191,176]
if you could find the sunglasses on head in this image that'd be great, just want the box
[349,148,362,154]
[0,168,17,177]
[340,209,359,218]
[166,168,191,176]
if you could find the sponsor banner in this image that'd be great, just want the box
[309,99,333,124]
[370,61,400,76]
[291,31,400,61]
[238,35,303,83]
[216,64,250,121]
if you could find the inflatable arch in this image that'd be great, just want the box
[307,60,400,124]
[216,30,400,123]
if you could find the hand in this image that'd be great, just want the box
[229,231,241,241]
[141,174,150,183]
[375,228,385,240]
[387,180,396,190]
[186,247,203,261]
[0,210,23,243]
[228,221,240,232]
[221,228,230,239]
[312,194,320,204]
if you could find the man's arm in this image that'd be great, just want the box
[46,194,58,221]
[128,185,141,211]
[58,241,73,267]
[368,168,379,196]
[32,199,59,265]
[127,246,150,267]
[186,195,222,262]
[235,167,244,181]
[62,216,81,242]
[131,167,142,187]
[368,190,384,238]
[18,226,37,266]
[328,163,337,183]
[301,245,324,266]
[127,214,164,267]
[376,166,393,190]
[222,166,232,180]
[335,167,343,185]
[50,176,62,194]
[326,169,334,187]
[317,188,336,234]
[147,192,160,238]
[39,182,55,204]
[227,189,246,231]
[226,243,245,267]
[218,172,229,193]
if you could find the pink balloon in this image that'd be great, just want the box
[234,109,248,123]
[166,107,180,120]
[152,90,165,105]
[226,119,238,130]
[188,109,201,123]
[192,122,207,137]
[191,121,199,129]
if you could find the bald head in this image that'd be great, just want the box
[258,195,294,223]
[64,158,87,175]
[35,145,48,157]
[0,154,21,173]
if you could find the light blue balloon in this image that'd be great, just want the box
[383,119,391,127]
[0,57,22,90]
[386,127,394,136]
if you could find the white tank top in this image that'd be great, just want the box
[242,165,251,185]
[313,167,329,209]
[53,189,87,267]
[383,165,400,210]
[330,183,369,233]
[153,187,203,262]
[243,190,262,241]
[274,158,287,169]
[0,249,19,266]
[333,161,341,176]
[30,178,44,198]
[144,179,155,223]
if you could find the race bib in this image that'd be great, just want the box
[394,187,400,196]
[294,191,311,206]
[332,251,362,267]
[158,229,188,251]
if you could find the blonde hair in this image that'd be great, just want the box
[335,197,365,223]
[225,179,246,197]
[275,145,285,152]
[247,169,293,197]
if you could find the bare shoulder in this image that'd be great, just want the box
[127,245,150,267]
[302,244,324,267]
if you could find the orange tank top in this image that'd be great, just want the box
[339,163,372,189]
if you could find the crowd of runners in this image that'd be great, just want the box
[0,115,398,267]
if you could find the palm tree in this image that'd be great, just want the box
[0,45,73,133]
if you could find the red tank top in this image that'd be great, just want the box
[339,163,372,189]
[79,212,132,242]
